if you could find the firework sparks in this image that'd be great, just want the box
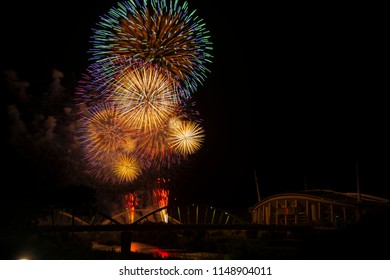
[77,104,143,184]
[134,123,180,169]
[110,65,181,132]
[78,104,134,157]
[154,181,170,223]
[112,153,142,183]
[168,120,205,155]
[74,0,211,187]
[124,192,138,223]
[89,0,213,96]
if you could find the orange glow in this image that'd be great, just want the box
[153,180,170,223]
[124,192,139,224]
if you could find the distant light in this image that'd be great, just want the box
[17,250,33,260]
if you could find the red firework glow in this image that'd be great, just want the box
[124,192,138,223]
[153,178,170,223]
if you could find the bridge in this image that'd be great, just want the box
[32,202,312,255]
[36,203,249,227]
[33,202,314,232]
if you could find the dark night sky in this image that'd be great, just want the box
[1,1,389,216]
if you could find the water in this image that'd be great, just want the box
[91,241,229,259]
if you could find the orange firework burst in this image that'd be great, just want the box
[120,137,138,153]
[114,9,201,83]
[81,105,134,155]
[89,0,213,95]
[134,124,180,169]
[168,120,205,155]
[110,65,181,132]
[78,104,143,184]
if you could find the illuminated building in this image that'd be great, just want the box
[250,189,390,228]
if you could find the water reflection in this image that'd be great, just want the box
[131,242,173,258]
[92,241,228,259]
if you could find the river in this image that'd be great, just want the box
[91,241,229,259]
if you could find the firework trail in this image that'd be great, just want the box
[154,182,170,223]
[124,192,139,223]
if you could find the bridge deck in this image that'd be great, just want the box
[32,223,314,232]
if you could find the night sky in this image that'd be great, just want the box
[1,0,389,218]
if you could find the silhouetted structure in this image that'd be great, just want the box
[250,189,390,228]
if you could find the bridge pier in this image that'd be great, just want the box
[120,231,132,256]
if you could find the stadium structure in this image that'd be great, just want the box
[249,189,390,228]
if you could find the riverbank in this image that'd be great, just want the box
[2,221,390,260]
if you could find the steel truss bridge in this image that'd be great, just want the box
[36,203,246,227]
[31,202,312,255]
[34,202,312,233]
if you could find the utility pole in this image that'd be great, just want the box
[356,159,361,202]
[254,169,261,202]
[304,176,308,191]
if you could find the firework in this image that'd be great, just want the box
[84,152,142,186]
[120,136,138,153]
[74,0,211,188]
[112,153,142,183]
[168,120,205,155]
[89,0,213,96]
[109,64,181,132]
[74,63,113,108]
[134,123,179,169]
[77,103,144,185]
[153,185,169,223]
[79,104,135,156]
[124,192,138,223]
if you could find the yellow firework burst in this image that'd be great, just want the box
[112,154,142,183]
[168,121,205,155]
[110,65,180,132]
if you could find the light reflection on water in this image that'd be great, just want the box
[131,242,172,258]
[92,241,228,259]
